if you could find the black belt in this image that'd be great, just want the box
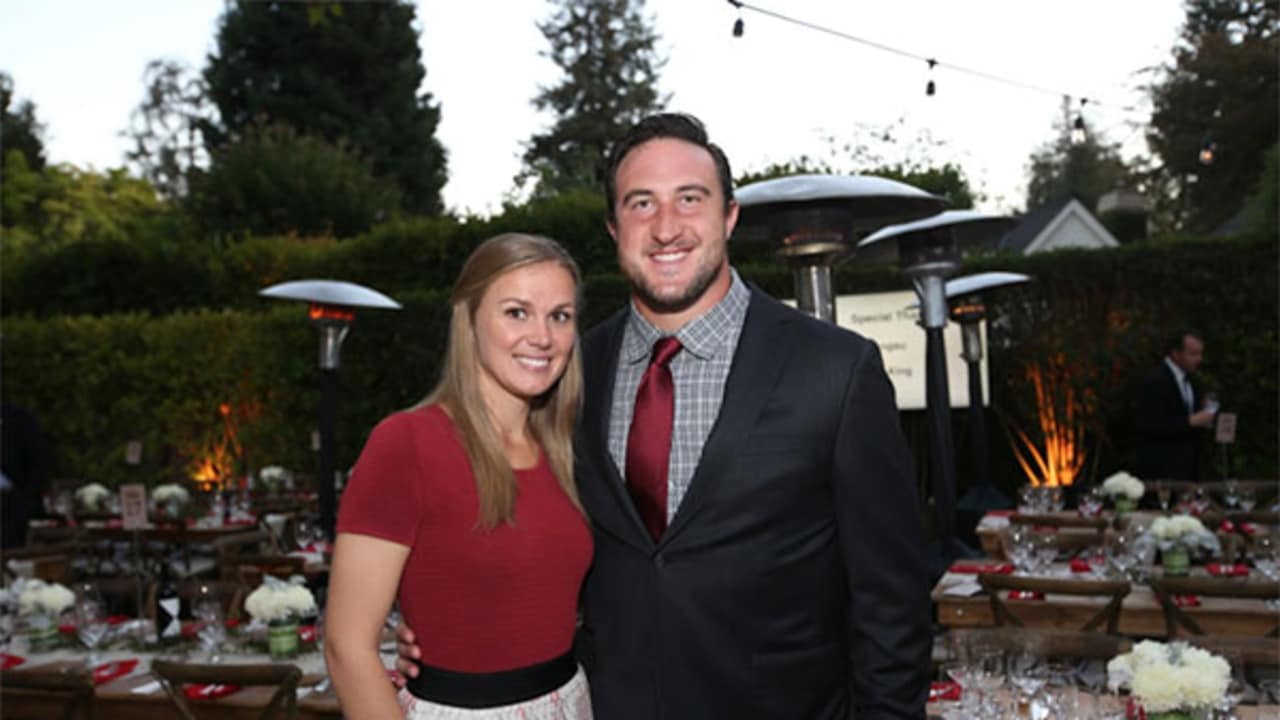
[404,652,576,708]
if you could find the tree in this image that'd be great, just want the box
[1,72,47,179]
[186,123,401,240]
[1024,98,1135,213]
[202,0,447,215]
[519,0,667,198]
[1145,0,1278,233]
[123,59,214,199]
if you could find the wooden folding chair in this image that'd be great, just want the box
[978,573,1132,634]
[1009,514,1109,532]
[944,626,1132,661]
[0,665,96,720]
[1149,576,1280,637]
[152,660,301,720]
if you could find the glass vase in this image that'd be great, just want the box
[1114,497,1135,515]
[25,613,57,651]
[1162,547,1190,576]
[268,619,299,659]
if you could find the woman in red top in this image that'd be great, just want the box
[325,233,594,719]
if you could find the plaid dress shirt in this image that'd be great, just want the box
[608,270,751,521]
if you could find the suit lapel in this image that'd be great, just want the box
[580,311,653,547]
[661,289,793,545]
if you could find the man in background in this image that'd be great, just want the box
[1134,330,1216,482]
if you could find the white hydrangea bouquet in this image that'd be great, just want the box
[14,578,75,649]
[1139,514,1221,576]
[1101,471,1145,513]
[152,483,190,504]
[244,575,316,658]
[74,482,111,512]
[1108,640,1229,719]
[258,465,292,494]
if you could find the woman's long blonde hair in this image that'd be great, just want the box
[419,233,584,529]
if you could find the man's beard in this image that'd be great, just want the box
[624,252,725,315]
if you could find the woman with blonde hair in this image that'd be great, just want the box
[325,233,593,719]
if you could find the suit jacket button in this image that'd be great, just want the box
[654,554,665,568]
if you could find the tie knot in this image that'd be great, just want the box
[651,336,682,367]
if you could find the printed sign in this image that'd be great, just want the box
[1214,412,1237,444]
[119,484,148,530]
[125,440,143,465]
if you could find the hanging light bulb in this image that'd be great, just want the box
[1070,98,1088,145]
[925,59,937,97]
[733,16,744,37]
[1199,135,1216,165]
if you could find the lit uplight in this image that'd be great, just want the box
[1008,360,1086,487]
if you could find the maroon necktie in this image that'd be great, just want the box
[625,336,682,542]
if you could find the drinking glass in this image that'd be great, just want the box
[1107,533,1137,579]
[943,660,979,715]
[1223,479,1241,509]
[973,648,1005,716]
[1155,479,1172,512]
[1049,486,1065,512]
[1192,486,1212,514]
[1239,486,1258,512]
[193,584,226,663]
[1008,650,1047,701]
[74,583,108,667]
[295,518,314,551]
[1032,533,1059,575]
[1078,488,1103,518]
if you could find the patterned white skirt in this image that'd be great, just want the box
[398,666,592,720]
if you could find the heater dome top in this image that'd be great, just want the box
[259,279,402,310]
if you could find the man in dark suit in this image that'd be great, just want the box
[397,114,929,718]
[1134,330,1216,482]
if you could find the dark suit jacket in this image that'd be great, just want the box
[574,287,931,719]
[1134,361,1202,482]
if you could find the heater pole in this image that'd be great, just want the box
[318,367,338,540]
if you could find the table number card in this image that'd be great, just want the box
[120,484,148,530]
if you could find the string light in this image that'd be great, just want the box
[1199,134,1216,165]
[925,58,937,97]
[729,0,744,37]
[724,0,1139,116]
[1071,98,1089,145]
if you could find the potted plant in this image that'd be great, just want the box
[244,575,316,659]
[1108,640,1230,720]
[1101,471,1145,515]
[1140,514,1221,576]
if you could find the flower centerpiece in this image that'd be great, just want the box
[15,578,75,650]
[1139,514,1221,576]
[258,466,292,496]
[244,575,316,658]
[1101,471,1145,514]
[74,482,111,513]
[152,483,190,521]
[1108,640,1230,720]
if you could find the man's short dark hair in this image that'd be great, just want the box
[603,113,734,224]
[1165,329,1202,355]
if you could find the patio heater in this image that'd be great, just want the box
[858,210,1013,566]
[260,280,401,538]
[734,174,947,322]
[943,271,1031,512]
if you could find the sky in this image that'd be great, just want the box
[1,0,1189,216]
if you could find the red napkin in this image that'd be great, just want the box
[226,518,256,527]
[1207,563,1249,577]
[1173,594,1201,607]
[1070,558,1091,573]
[59,623,76,634]
[1239,522,1257,535]
[1008,590,1046,601]
[225,618,241,629]
[928,681,962,702]
[1126,697,1148,720]
[184,683,242,700]
[0,653,26,669]
[106,518,123,528]
[106,615,130,626]
[950,562,1014,574]
[93,658,138,685]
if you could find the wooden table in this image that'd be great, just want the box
[934,564,1280,636]
[2,638,395,719]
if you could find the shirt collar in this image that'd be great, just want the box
[1164,356,1188,386]
[622,268,750,364]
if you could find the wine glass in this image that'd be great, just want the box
[193,584,226,663]
[1155,479,1172,512]
[1032,533,1059,575]
[1238,486,1257,512]
[74,583,108,667]
[1008,649,1046,702]
[1223,479,1241,509]
[973,648,1005,716]
[295,517,314,552]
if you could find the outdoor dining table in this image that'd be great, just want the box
[2,628,396,719]
[926,686,1280,719]
[933,561,1280,636]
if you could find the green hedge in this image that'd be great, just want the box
[2,233,1274,500]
